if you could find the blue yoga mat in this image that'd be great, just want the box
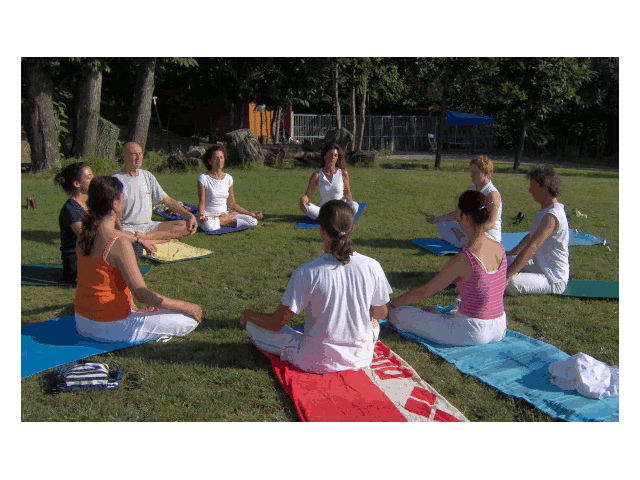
[21,316,150,380]
[295,202,367,229]
[381,319,618,422]
[412,229,608,256]
[153,202,197,221]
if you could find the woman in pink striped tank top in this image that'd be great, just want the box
[387,191,507,345]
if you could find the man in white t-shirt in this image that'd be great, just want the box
[112,142,197,240]
[505,165,570,295]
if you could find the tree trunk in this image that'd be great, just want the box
[229,102,235,131]
[238,101,245,129]
[333,63,341,129]
[23,60,60,171]
[357,76,368,151]
[435,59,451,169]
[73,69,102,158]
[350,66,357,151]
[274,107,282,143]
[513,117,527,171]
[127,58,156,152]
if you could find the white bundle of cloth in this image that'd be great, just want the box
[548,352,619,400]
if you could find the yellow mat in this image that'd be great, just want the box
[144,241,214,263]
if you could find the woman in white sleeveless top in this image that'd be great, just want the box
[505,164,570,295]
[426,155,502,248]
[197,145,263,232]
[299,144,359,220]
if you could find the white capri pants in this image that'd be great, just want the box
[388,306,506,346]
[199,213,258,232]
[75,310,198,343]
[505,256,567,296]
[305,198,359,220]
[245,321,380,356]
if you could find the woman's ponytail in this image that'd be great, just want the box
[317,200,355,265]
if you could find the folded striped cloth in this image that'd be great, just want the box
[52,361,122,392]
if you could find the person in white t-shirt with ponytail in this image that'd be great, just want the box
[241,199,392,374]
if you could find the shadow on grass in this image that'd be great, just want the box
[266,214,308,225]
[21,304,74,321]
[380,163,430,170]
[112,339,272,372]
[293,235,421,251]
[384,270,454,292]
[21,230,60,247]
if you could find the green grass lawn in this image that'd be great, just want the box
[20,157,619,421]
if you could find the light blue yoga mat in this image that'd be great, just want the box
[21,316,150,380]
[412,229,608,256]
[295,202,367,229]
[381,319,618,422]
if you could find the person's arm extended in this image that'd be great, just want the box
[162,196,197,234]
[425,210,456,224]
[388,253,468,310]
[197,181,207,223]
[108,238,202,322]
[342,169,354,202]
[506,214,558,282]
[299,172,319,213]
[505,233,530,257]
[240,303,296,331]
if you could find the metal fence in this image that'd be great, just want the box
[293,114,493,153]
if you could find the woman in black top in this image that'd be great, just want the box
[55,162,94,283]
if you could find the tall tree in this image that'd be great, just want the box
[333,60,341,129]
[22,58,61,171]
[434,58,450,169]
[350,63,357,150]
[127,58,156,151]
[71,58,107,158]
[495,57,592,170]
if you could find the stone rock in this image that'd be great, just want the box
[186,146,206,158]
[347,150,378,167]
[158,154,200,172]
[323,128,354,153]
[226,129,264,166]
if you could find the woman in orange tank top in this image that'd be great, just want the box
[74,176,202,343]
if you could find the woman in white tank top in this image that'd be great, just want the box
[426,155,502,248]
[299,144,359,220]
[197,145,263,232]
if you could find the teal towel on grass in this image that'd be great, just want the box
[381,319,618,422]
[561,280,618,299]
